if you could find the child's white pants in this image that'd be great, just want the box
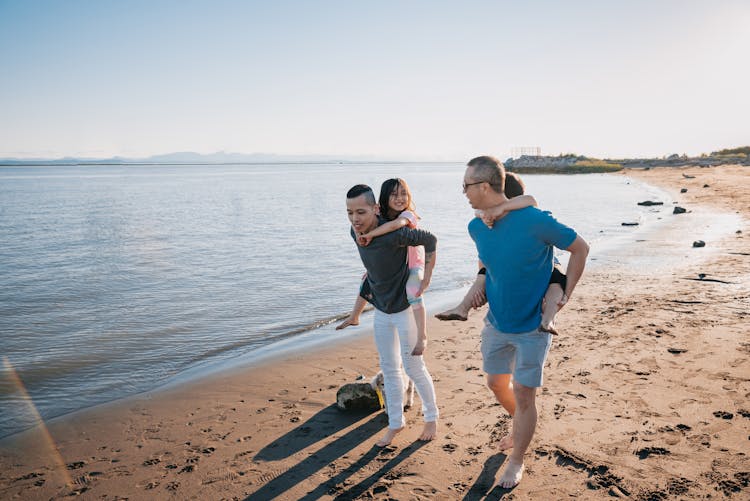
[373,308,439,429]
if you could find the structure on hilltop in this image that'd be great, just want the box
[511,146,541,158]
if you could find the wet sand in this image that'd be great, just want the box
[1,165,748,500]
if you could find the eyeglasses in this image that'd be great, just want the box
[462,180,486,192]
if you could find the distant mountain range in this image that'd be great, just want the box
[2,147,747,168]
[0,152,427,165]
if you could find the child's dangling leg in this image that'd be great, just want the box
[435,269,486,321]
[540,263,567,335]
[411,302,427,355]
[406,268,427,355]
[540,283,564,335]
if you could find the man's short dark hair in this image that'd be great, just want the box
[467,155,506,194]
[504,172,525,198]
[346,184,376,205]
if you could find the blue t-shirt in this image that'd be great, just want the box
[469,207,577,333]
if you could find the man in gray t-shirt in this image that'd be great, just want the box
[350,218,436,314]
[339,184,439,448]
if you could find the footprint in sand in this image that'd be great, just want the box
[12,472,44,485]
[554,403,566,419]
[688,433,712,448]
[636,447,670,459]
[73,472,101,487]
[657,426,685,445]
[141,480,159,490]
[68,486,89,496]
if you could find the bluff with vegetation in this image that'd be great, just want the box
[504,154,622,174]
[504,146,750,174]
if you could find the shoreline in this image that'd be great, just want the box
[1,165,748,499]
[0,179,729,443]
[0,171,682,442]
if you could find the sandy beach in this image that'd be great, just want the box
[1,165,748,500]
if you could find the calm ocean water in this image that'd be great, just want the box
[0,162,704,437]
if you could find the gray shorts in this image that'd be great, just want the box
[481,321,553,388]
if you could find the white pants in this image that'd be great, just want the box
[373,308,439,429]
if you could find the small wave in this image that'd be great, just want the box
[186,307,375,366]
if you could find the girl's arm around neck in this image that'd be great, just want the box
[478,195,537,227]
[358,216,409,246]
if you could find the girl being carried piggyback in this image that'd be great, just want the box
[360,178,430,354]
[436,172,568,335]
[338,178,431,355]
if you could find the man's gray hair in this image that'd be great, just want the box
[467,155,506,194]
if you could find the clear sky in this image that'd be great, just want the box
[1,0,748,160]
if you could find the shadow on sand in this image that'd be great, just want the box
[319,440,428,500]
[254,404,379,461]
[462,452,517,500]
[247,408,387,500]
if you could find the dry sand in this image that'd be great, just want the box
[1,165,748,500]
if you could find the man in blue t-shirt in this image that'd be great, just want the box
[463,156,589,488]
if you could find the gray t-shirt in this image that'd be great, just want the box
[351,218,437,314]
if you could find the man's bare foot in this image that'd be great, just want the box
[497,459,524,488]
[497,433,513,450]
[376,427,403,447]
[419,421,437,441]
[539,321,558,335]
[435,307,468,321]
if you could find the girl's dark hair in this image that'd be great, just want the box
[378,178,417,221]
[504,172,525,198]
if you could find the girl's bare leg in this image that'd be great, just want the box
[411,303,428,355]
[436,274,486,321]
[540,284,564,335]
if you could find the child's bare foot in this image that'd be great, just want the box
[497,459,524,488]
[435,307,468,321]
[419,421,437,441]
[376,427,403,447]
[539,320,558,335]
[335,317,359,330]
[497,433,513,450]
